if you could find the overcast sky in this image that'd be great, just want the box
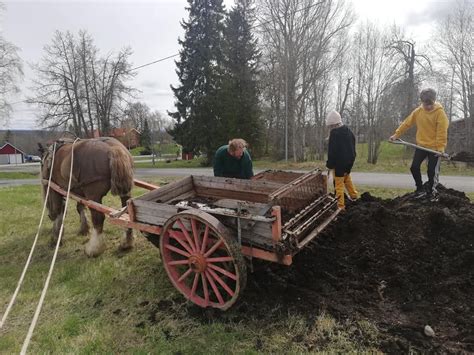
[2,0,453,130]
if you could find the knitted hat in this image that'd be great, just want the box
[325,111,342,126]
[420,88,436,104]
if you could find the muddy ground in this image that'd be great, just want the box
[233,186,473,353]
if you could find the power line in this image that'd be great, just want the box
[9,1,325,107]
[129,53,179,72]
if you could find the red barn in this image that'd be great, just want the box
[0,142,25,164]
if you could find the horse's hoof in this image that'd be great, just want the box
[118,243,134,252]
[78,228,89,236]
[84,243,105,257]
[49,239,63,248]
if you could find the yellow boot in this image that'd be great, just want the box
[334,176,346,209]
[344,173,358,200]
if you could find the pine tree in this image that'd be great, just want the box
[140,119,152,150]
[169,0,226,162]
[220,0,262,154]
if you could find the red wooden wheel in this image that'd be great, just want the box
[160,209,246,310]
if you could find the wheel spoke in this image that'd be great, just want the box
[207,268,234,297]
[205,270,224,305]
[204,239,223,257]
[167,259,189,266]
[201,273,209,306]
[191,218,201,252]
[161,211,244,310]
[208,263,237,280]
[191,272,199,297]
[164,244,191,258]
[177,218,196,252]
[200,225,209,254]
[178,268,193,283]
[207,256,233,263]
[169,230,193,254]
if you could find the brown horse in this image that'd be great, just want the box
[39,137,134,257]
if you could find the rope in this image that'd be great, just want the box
[0,143,58,330]
[20,138,79,355]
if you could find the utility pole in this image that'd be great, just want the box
[285,47,288,162]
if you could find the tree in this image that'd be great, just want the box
[0,4,23,124]
[4,129,12,142]
[140,118,152,150]
[258,0,353,161]
[123,101,150,132]
[434,0,474,151]
[387,26,431,120]
[29,30,135,137]
[169,0,226,162]
[350,22,402,164]
[219,0,263,154]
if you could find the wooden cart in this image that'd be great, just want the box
[47,169,340,310]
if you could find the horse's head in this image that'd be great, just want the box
[38,143,54,180]
[38,142,57,218]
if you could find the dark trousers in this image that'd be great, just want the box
[410,149,441,191]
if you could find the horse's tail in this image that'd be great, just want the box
[109,146,134,196]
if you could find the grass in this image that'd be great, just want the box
[130,143,182,157]
[134,157,205,169]
[254,141,474,176]
[0,181,395,353]
[0,172,39,179]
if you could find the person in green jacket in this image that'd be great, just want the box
[213,138,254,179]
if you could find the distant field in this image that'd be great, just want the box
[0,172,39,179]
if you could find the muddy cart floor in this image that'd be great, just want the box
[231,186,473,353]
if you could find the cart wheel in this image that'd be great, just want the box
[160,209,246,310]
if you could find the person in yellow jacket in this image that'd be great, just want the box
[389,88,449,197]
[326,110,358,209]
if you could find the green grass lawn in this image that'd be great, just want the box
[0,172,40,179]
[130,143,182,157]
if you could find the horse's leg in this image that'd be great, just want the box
[76,202,89,236]
[118,195,134,251]
[49,192,65,246]
[52,210,65,246]
[84,204,106,257]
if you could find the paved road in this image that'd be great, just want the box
[1,167,473,192]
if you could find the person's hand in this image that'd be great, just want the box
[389,135,397,141]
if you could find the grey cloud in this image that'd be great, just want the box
[404,0,458,26]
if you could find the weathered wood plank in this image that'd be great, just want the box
[133,199,180,213]
[193,175,283,193]
[134,212,169,226]
[195,186,270,203]
[134,176,193,202]
[163,190,196,204]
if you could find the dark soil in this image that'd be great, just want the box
[451,151,474,163]
[239,185,474,353]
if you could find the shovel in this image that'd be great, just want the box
[389,138,451,159]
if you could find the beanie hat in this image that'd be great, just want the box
[326,111,342,126]
[420,88,436,104]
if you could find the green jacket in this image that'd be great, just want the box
[213,145,253,179]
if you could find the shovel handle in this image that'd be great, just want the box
[389,138,450,159]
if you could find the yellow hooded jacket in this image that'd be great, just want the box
[393,102,449,152]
